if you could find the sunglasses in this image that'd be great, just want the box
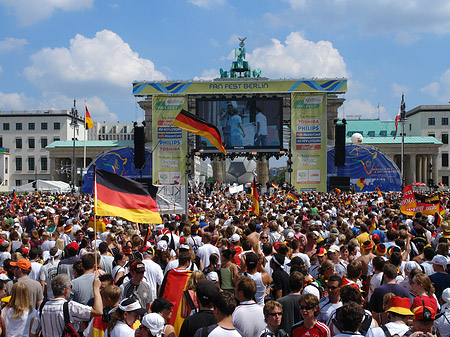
[260,236,268,239]
[300,305,314,310]
[268,312,283,316]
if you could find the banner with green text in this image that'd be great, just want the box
[152,96,187,185]
[291,93,327,192]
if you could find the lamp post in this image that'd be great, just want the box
[70,99,79,193]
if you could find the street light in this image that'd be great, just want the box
[70,99,79,192]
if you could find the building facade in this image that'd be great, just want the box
[0,110,86,188]
[87,122,135,141]
[406,105,450,186]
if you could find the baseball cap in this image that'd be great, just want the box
[118,297,146,316]
[129,261,145,273]
[196,280,219,302]
[151,298,174,313]
[286,232,294,239]
[229,233,240,243]
[157,240,168,251]
[330,228,339,236]
[10,258,31,271]
[141,313,165,337]
[245,252,259,267]
[67,242,79,250]
[328,245,340,254]
[432,254,449,267]
[206,271,219,283]
[179,243,190,251]
[317,248,327,257]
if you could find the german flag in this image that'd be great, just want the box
[345,197,351,205]
[376,187,382,198]
[251,177,260,216]
[85,106,93,129]
[271,182,279,189]
[356,178,366,191]
[434,211,443,227]
[173,109,226,154]
[287,192,298,202]
[94,168,162,224]
[439,182,444,189]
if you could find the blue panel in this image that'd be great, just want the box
[327,144,402,192]
[82,147,152,194]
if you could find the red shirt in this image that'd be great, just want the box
[291,321,331,337]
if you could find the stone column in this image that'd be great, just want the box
[422,155,427,183]
[212,158,226,182]
[408,154,416,186]
[432,154,439,183]
[417,155,422,183]
[256,157,269,186]
[138,99,153,143]
[427,154,432,183]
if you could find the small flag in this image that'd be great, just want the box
[271,182,279,189]
[85,106,93,129]
[394,94,405,140]
[251,178,260,216]
[439,182,444,189]
[335,188,341,195]
[173,109,226,154]
[12,191,16,201]
[356,178,366,191]
[434,211,443,227]
[95,168,162,224]
[376,187,382,198]
[345,197,351,205]
[287,192,298,202]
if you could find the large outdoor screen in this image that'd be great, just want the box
[196,98,283,153]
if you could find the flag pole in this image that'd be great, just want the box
[401,94,406,188]
[93,164,98,273]
[83,103,87,169]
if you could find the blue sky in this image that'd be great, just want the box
[1,0,450,123]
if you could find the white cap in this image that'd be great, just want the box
[432,254,449,267]
[141,313,165,337]
[229,233,240,243]
[157,240,168,251]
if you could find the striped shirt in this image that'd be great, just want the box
[30,298,91,337]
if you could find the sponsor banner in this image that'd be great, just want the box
[152,96,187,185]
[401,185,417,215]
[133,79,347,96]
[291,93,327,192]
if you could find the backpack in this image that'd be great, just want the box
[40,301,79,337]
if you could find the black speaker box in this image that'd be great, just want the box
[134,126,146,169]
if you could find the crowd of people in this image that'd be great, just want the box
[0,183,449,337]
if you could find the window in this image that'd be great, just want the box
[123,126,127,133]
[28,180,33,184]
[41,122,48,130]
[28,122,35,130]
[409,124,411,131]
[443,176,449,186]
[41,138,48,148]
[53,137,60,142]
[101,126,106,133]
[41,157,48,171]
[442,134,449,145]
[443,153,449,167]
[428,118,435,126]
[15,157,22,171]
[4,158,7,174]
[15,180,21,187]
[380,131,387,136]
[16,123,22,130]
[0,137,2,148]
[368,131,375,137]
[429,133,435,138]
[3,123,9,131]
[443,118,449,125]
[28,138,35,149]
[28,157,35,171]
[15,138,22,149]
[54,122,60,130]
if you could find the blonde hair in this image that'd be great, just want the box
[413,273,435,296]
[55,238,65,251]
[7,282,32,318]
[185,270,205,291]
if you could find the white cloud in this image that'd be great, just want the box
[194,68,219,81]
[0,37,28,53]
[421,69,450,102]
[247,32,348,78]
[188,0,226,9]
[273,0,450,37]
[0,92,37,110]
[341,99,389,120]
[23,30,166,97]
[0,0,93,26]
[394,31,420,45]
[391,83,409,98]
[421,82,440,98]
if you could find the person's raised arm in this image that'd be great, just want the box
[90,275,103,317]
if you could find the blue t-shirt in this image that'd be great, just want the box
[429,272,450,301]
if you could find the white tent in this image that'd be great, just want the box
[14,180,71,193]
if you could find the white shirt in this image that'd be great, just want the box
[142,259,164,300]
[41,239,55,252]
[366,322,410,337]
[197,243,221,268]
[105,321,135,337]
[209,325,242,337]
[434,308,450,337]
[2,306,36,337]
[232,300,266,337]
[29,261,42,281]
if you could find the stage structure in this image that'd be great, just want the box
[133,40,347,206]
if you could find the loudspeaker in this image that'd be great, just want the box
[329,176,351,192]
[134,126,146,169]
[335,124,346,166]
